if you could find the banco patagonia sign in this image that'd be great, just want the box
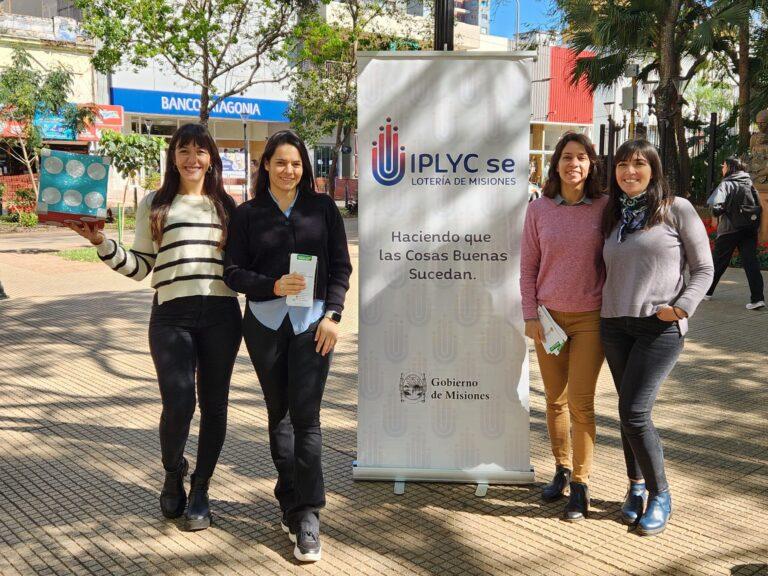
[110,88,289,122]
[371,117,518,187]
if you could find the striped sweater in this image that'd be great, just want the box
[96,192,235,303]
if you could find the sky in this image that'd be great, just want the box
[489,0,559,39]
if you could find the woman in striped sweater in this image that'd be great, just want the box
[68,123,242,531]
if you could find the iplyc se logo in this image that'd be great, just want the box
[372,117,406,186]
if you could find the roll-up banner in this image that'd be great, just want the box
[355,52,535,485]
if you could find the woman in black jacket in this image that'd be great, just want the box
[223,130,352,563]
[705,157,764,309]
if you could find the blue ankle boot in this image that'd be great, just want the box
[620,481,647,525]
[638,490,671,536]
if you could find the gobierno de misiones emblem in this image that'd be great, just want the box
[400,372,426,403]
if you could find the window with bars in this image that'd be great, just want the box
[0,0,82,19]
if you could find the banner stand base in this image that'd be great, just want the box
[353,463,535,486]
[475,483,489,497]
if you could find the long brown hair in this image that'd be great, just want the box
[542,132,603,199]
[602,139,674,237]
[150,123,235,249]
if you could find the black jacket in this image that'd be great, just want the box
[223,190,352,313]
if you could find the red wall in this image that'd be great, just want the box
[548,46,594,124]
[0,174,37,206]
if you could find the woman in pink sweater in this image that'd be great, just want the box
[520,132,608,520]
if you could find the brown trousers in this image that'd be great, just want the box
[534,309,604,484]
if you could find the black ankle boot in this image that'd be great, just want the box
[186,473,211,531]
[542,465,572,502]
[160,457,188,519]
[564,481,589,522]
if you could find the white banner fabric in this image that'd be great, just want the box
[355,53,534,484]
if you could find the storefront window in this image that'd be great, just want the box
[10,0,43,16]
[314,146,334,178]
[147,121,177,137]
[0,0,81,18]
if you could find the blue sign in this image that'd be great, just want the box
[34,105,77,141]
[110,87,289,122]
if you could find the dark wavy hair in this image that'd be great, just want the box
[724,156,747,176]
[542,132,603,199]
[252,130,315,199]
[150,123,235,250]
[602,139,674,237]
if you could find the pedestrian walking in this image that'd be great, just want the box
[223,130,352,563]
[600,140,713,536]
[705,157,765,309]
[68,123,242,531]
[520,132,608,521]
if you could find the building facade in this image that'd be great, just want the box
[109,62,292,203]
[0,9,123,201]
[456,0,491,35]
[529,43,595,185]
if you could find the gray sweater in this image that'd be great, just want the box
[706,171,754,237]
[602,197,714,332]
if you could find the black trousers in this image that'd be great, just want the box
[707,226,765,303]
[148,296,242,479]
[600,316,684,494]
[242,307,330,523]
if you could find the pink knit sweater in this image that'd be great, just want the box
[520,195,608,320]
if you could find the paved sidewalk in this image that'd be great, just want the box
[0,223,766,576]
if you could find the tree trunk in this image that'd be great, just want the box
[18,138,39,196]
[738,18,751,154]
[328,121,349,198]
[198,4,212,126]
[656,0,682,195]
[675,111,691,197]
[199,86,210,126]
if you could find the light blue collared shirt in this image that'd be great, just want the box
[248,189,325,334]
[553,193,593,206]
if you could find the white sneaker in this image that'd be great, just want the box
[702,295,712,301]
[746,301,766,310]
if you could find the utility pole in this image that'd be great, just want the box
[434,0,454,51]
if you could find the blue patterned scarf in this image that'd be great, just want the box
[617,192,649,243]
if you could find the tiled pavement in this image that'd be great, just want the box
[0,223,766,576]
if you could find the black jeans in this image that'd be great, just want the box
[600,316,684,494]
[242,307,330,523]
[708,226,765,303]
[149,296,242,479]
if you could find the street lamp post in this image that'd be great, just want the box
[240,113,249,204]
[514,0,520,50]
[604,101,616,188]
[433,0,454,50]
[604,99,627,190]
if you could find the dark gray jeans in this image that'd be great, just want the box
[600,316,684,493]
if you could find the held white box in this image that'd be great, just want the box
[286,253,317,308]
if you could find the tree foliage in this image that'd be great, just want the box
[0,47,95,195]
[77,0,310,123]
[556,0,738,196]
[97,130,166,209]
[285,0,427,193]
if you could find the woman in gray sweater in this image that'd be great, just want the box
[600,140,714,536]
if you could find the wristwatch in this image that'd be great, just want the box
[324,310,342,323]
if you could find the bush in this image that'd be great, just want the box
[142,170,162,190]
[18,211,38,227]
[1,213,19,223]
